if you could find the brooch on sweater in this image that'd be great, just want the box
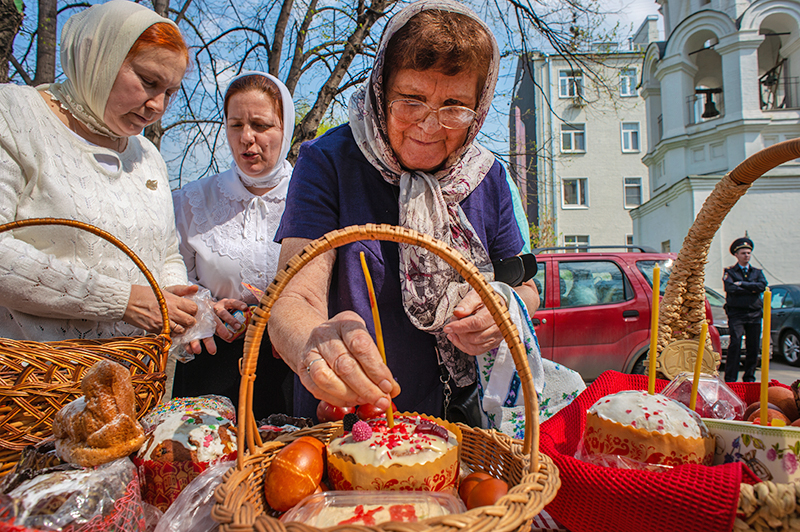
[146,179,158,190]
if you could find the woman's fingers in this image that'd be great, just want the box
[444,305,503,356]
[301,311,398,408]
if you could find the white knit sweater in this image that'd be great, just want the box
[0,84,188,341]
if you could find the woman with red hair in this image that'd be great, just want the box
[0,0,209,343]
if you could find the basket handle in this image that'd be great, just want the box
[658,137,800,356]
[238,224,541,470]
[0,218,171,341]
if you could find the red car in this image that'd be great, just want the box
[530,246,721,382]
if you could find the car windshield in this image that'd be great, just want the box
[705,286,726,306]
[636,259,674,295]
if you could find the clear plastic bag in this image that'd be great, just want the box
[0,457,145,531]
[152,461,233,532]
[170,287,217,363]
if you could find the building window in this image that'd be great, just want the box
[562,178,588,208]
[621,123,640,152]
[661,240,671,253]
[559,70,583,98]
[564,235,590,253]
[561,123,586,152]
[620,68,637,97]
[624,177,642,208]
[626,234,634,246]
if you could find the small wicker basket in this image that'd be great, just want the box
[655,138,800,530]
[0,218,172,476]
[212,224,560,532]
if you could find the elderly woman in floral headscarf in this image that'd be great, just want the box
[271,0,543,425]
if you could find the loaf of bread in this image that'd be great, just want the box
[53,359,145,467]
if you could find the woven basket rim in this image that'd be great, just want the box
[216,223,560,532]
[0,218,172,466]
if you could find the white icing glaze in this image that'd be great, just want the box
[328,415,457,468]
[138,406,237,462]
[589,390,702,439]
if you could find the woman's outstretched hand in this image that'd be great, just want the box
[296,311,400,410]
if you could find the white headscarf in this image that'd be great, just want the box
[349,0,501,386]
[224,71,295,190]
[41,0,179,140]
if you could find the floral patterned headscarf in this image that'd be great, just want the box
[349,0,501,386]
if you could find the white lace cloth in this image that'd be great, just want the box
[172,167,288,301]
[0,84,188,341]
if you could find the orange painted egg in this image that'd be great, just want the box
[264,440,324,512]
[466,478,509,509]
[458,471,492,504]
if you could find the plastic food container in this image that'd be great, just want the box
[280,490,466,527]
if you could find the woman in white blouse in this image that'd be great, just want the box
[172,71,295,418]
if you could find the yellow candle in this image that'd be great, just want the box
[760,288,772,426]
[648,265,660,395]
[359,252,394,428]
[689,322,708,412]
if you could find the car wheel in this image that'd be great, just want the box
[780,330,800,367]
[630,355,647,375]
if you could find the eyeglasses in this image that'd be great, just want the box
[388,99,477,130]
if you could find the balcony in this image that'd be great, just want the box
[760,74,799,110]
[686,90,724,126]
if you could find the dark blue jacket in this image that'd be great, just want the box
[723,264,767,323]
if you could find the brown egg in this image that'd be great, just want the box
[294,435,327,469]
[743,401,784,421]
[264,440,324,512]
[768,386,799,421]
[747,407,790,425]
[466,478,509,509]
[458,471,492,503]
[792,418,800,428]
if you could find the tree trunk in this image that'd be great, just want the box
[0,0,23,83]
[144,0,169,148]
[288,0,395,162]
[33,0,56,86]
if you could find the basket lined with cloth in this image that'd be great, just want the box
[0,218,172,476]
[540,137,800,531]
[212,224,560,532]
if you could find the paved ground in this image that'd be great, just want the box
[755,357,799,387]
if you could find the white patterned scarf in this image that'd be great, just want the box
[349,0,501,386]
[39,0,179,140]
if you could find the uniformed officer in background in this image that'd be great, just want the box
[723,237,768,382]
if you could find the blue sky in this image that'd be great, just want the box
[477,0,664,158]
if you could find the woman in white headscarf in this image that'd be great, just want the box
[270,0,540,422]
[171,72,296,418]
[0,0,203,341]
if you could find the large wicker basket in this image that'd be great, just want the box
[212,224,560,532]
[0,218,172,476]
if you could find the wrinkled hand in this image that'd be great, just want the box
[300,311,400,409]
[185,298,249,356]
[442,289,503,356]
[124,284,199,335]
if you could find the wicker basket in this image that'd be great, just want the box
[212,224,560,532]
[0,218,172,476]
[654,137,800,530]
